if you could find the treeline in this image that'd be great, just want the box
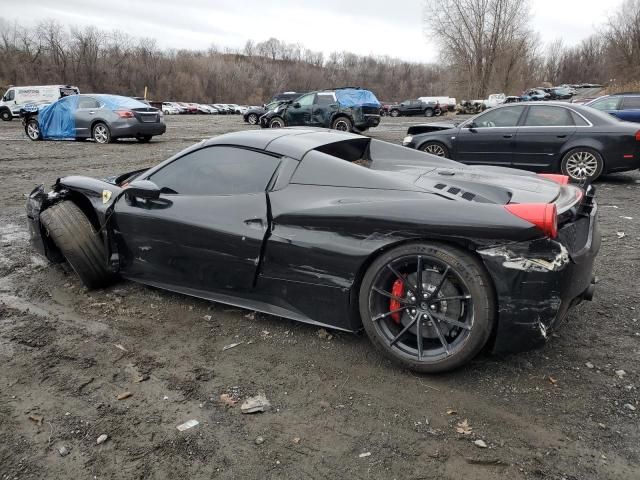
[1,0,639,104]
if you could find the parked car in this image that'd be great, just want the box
[26,128,599,372]
[1,84,79,121]
[484,93,506,108]
[503,96,522,104]
[162,102,181,115]
[521,89,549,101]
[418,97,456,111]
[585,93,640,123]
[178,102,197,114]
[270,91,306,102]
[21,94,166,144]
[261,88,381,132]
[402,102,640,181]
[243,101,282,125]
[388,99,441,117]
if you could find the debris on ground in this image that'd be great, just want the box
[616,231,626,239]
[358,452,371,458]
[473,439,488,448]
[28,414,43,425]
[241,393,271,414]
[317,328,333,340]
[255,435,265,445]
[219,393,239,407]
[548,376,558,385]
[293,437,301,444]
[222,341,243,351]
[117,391,132,400]
[446,409,457,415]
[615,369,626,379]
[245,312,256,320]
[203,315,212,321]
[58,446,69,457]
[96,434,109,445]
[176,419,199,431]
[623,403,636,411]
[586,362,595,369]
[135,374,149,383]
[113,344,128,352]
[456,419,473,435]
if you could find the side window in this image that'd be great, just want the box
[524,106,574,127]
[296,94,315,107]
[3,89,15,101]
[622,97,640,109]
[78,97,100,109]
[315,94,335,106]
[472,106,524,128]
[148,146,281,196]
[589,97,620,111]
[570,111,589,126]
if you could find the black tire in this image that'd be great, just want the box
[390,109,400,117]
[92,122,112,144]
[424,108,434,117]
[39,201,113,289]
[560,147,604,182]
[0,109,12,121]
[247,113,259,125]
[420,142,450,158]
[359,242,495,373]
[268,116,285,128]
[331,116,352,132]
[136,135,152,143]
[25,119,42,141]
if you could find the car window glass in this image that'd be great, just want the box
[589,97,620,111]
[622,97,640,109]
[472,106,523,128]
[148,146,281,196]
[570,111,589,126]
[4,89,15,101]
[296,94,314,107]
[315,94,335,106]
[78,97,100,109]
[524,106,574,126]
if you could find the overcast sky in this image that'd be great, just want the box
[1,0,624,63]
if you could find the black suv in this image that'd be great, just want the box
[260,88,381,132]
[388,99,440,117]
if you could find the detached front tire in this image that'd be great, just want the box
[359,242,495,373]
[39,201,113,289]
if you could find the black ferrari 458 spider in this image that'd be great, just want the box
[26,128,600,372]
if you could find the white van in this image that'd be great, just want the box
[0,85,80,121]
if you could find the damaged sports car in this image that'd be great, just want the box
[26,128,600,372]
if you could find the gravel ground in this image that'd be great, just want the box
[0,114,638,480]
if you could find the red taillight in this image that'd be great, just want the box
[505,203,558,238]
[635,130,640,141]
[115,110,135,118]
[538,174,569,185]
[390,279,405,323]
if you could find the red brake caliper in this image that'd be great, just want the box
[390,279,405,323]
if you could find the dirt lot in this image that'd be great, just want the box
[0,115,638,480]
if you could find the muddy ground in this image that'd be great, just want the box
[0,114,638,480]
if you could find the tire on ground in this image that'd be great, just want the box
[39,201,113,289]
[358,241,495,373]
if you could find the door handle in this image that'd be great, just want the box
[503,134,513,138]
[89,111,95,115]
[244,218,265,228]
[556,134,567,138]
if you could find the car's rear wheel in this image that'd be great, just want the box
[331,117,352,132]
[359,242,495,373]
[136,135,152,143]
[420,142,449,158]
[0,109,12,121]
[424,108,434,117]
[92,122,111,144]
[390,109,400,117]
[39,201,114,289]
[269,116,285,128]
[247,113,259,125]
[25,119,42,141]
[560,148,604,182]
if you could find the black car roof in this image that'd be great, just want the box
[203,128,361,160]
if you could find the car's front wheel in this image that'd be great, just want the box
[25,119,42,141]
[560,148,604,182]
[359,242,495,373]
[390,109,400,117]
[269,116,285,128]
[92,122,112,144]
[247,113,259,125]
[420,142,449,158]
[39,201,114,289]
[331,117,353,132]
[424,108,434,117]
[0,109,12,121]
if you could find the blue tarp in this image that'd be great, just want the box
[335,89,381,108]
[37,94,149,140]
[38,95,79,140]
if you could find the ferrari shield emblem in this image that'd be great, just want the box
[102,189,113,204]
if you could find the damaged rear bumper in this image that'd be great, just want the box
[478,195,600,354]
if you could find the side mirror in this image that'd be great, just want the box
[292,102,301,109]
[125,179,161,200]
[465,122,476,129]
